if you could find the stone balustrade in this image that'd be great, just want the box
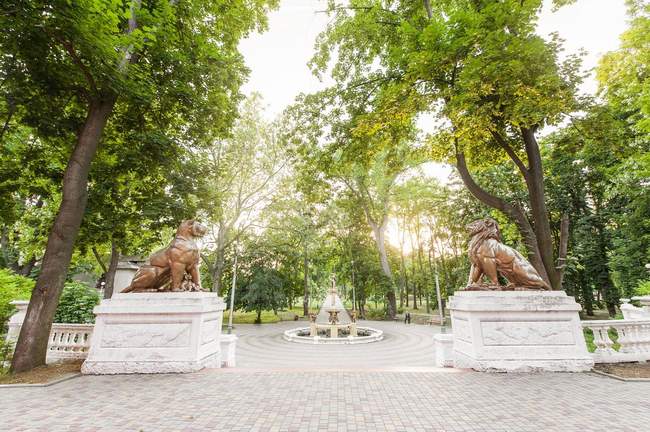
[47,324,94,363]
[582,319,650,363]
[6,302,94,364]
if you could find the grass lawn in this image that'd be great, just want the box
[222,308,315,325]
[222,310,281,324]
[583,327,620,353]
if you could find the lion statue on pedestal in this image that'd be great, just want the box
[122,219,208,293]
[466,218,550,291]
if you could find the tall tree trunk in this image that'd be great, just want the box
[414,218,429,313]
[18,256,37,277]
[303,247,309,316]
[593,213,618,317]
[11,96,116,373]
[398,223,407,308]
[211,224,227,294]
[520,128,561,289]
[410,266,418,310]
[103,239,120,299]
[369,218,397,319]
[1,226,12,268]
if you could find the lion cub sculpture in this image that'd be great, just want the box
[122,220,207,293]
[466,218,550,290]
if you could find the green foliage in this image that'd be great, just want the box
[597,1,650,135]
[635,280,650,296]
[0,0,280,318]
[0,0,646,328]
[1,270,100,330]
[0,338,13,374]
[52,282,100,324]
[238,263,287,324]
[0,269,34,334]
[608,154,650,297]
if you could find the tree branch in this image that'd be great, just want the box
[557,213,569,286]
[47,31,99,95]
[490,130,530,179]
[92,246,108,273]
[423,0,433,19]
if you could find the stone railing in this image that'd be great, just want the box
[6,302,94,363]
[582,319,650,363]
[47,324,94,363]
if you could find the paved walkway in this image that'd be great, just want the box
[2,322,649,432]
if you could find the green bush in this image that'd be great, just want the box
[0,269,34,334]
[53,281,100,324]
[1,271,100,335]
[365,308,387,320]
[635,280,650,296]
[0,338,14,374]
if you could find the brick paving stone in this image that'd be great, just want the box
[2,322,648,431]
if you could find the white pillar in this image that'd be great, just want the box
[112,260,140,297]
[6,300,29,343]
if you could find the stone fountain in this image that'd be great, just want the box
[284,276,383,344]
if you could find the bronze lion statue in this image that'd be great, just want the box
[466,218,550,290]
[122,220,208,293]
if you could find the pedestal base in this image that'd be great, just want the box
[82,292,225,375]
[449,291,593,373]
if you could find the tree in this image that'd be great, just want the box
[595,1,650,298]
[234,237,288,324]
[286,96,423,317]
[312,0,583,290]
[200,94,286,295]
[2,0,278,373]
[543,107,635,315]
[79,113,208,299]
[597,0,650,136]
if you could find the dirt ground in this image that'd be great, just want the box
[0,361,81,385]
[594,362,650,379]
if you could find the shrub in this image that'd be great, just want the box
[635,280,650,296]
[0,338,13,374]
[53,281,100,324]
[0,269,34,334]
[365,308,387,320]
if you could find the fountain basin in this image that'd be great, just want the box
[283,326,383,344]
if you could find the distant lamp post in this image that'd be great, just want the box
[432,252,445,331]
[227,243,239,335]
[351,259,356,311]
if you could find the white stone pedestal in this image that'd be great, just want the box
[111,260,140,297]
[5,300,29,343]
[434,333,454,368]
[81,292,225,374]
[449,291,593,372]
[220,334,238,367]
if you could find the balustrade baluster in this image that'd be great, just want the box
[617,324,634,354]
[591,324,615,355]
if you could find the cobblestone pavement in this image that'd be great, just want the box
[2,369,648,432]
[2,323,648,432]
